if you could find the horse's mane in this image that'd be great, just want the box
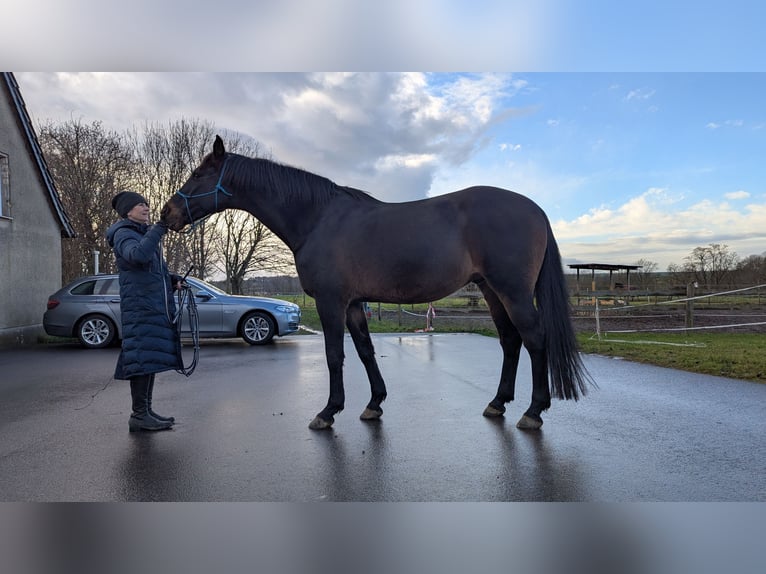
[228,154,381,206]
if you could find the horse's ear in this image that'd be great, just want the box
[213,135,225,158]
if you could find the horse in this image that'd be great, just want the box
[161,135,592,431]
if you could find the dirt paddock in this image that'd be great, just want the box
[380,304,766,336]
[571,306,766,335]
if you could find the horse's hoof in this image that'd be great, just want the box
[308,416,334,430]
[516,415,543,430]
[483,404,505,417]
[360,408,383,420]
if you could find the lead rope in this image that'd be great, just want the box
[174,284,200,377]
[158,237,199,377]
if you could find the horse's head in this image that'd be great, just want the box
[161,135,233,231]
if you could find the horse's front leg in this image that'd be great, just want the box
[346,302,387,421]
[309,299,347,430]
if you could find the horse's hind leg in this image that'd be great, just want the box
[508,300,551,429]
[346,302,387,421]
[478,282,523,418]
[487,283,551,430]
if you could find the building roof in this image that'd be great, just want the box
[1,72,75,238]
[568,263,642,272]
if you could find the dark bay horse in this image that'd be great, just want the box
[161,136,592,430]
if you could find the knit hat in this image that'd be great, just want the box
[112,191,148,218]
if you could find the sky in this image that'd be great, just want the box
[7,1,765,271]
[16,72,765,270]
[5,1,766,71]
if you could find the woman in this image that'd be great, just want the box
[106,191,184,432]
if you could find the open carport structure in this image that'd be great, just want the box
[569,262,642,295]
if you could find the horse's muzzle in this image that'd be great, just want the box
[160,202,186,232]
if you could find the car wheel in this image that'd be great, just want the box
[241,311,276,345]
[77,314,116,349]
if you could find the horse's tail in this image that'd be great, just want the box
[535,220,594,400]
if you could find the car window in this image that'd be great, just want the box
[96,278,119,295]
[70,280,96,295]
[192,280,227,295]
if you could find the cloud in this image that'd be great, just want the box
[724,190,750,200]
[625,88,656,101]
[553,188,766,267]
[262,72,525,201]
[19,72,526,203]
[706,119,745,129]
[375,154,438,171]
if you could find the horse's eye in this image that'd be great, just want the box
[191,171,200,180]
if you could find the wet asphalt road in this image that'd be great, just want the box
[1,333,764,501]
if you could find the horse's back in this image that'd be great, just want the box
[342,184,549,259]
[445,185,549,235]
[447,185,544,211]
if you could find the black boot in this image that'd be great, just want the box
[129,376,173,432]
[147,374,175,423]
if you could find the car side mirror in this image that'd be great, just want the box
[195,292,212,301]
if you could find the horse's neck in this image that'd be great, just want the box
[240,198,303,253]
[234,165,329,253]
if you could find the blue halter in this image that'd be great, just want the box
[175,156,232,233]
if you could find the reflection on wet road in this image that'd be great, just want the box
[1,333,764,501]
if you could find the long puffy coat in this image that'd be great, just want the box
[106,219,183,380]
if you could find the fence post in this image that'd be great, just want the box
[685,282,696,329]
[595,298,601,340]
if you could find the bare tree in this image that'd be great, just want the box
[38,118,134,282]
[735,253,766,285]
[42,119,290,288]
[212,210,294,293]
[126,118,217,279]
[660,262,688,292]
[683,243,739,288]
[633,258,658,290]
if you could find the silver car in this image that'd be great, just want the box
[43,274,301,349]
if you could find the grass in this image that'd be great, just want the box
[285,294,766,383]
[577,332,766,382]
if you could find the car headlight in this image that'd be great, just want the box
[275,305,298,313]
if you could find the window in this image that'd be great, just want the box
[71,278,120,296]
[0,153,9,218]
[71,280,96,295]
[95,278,119,295]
